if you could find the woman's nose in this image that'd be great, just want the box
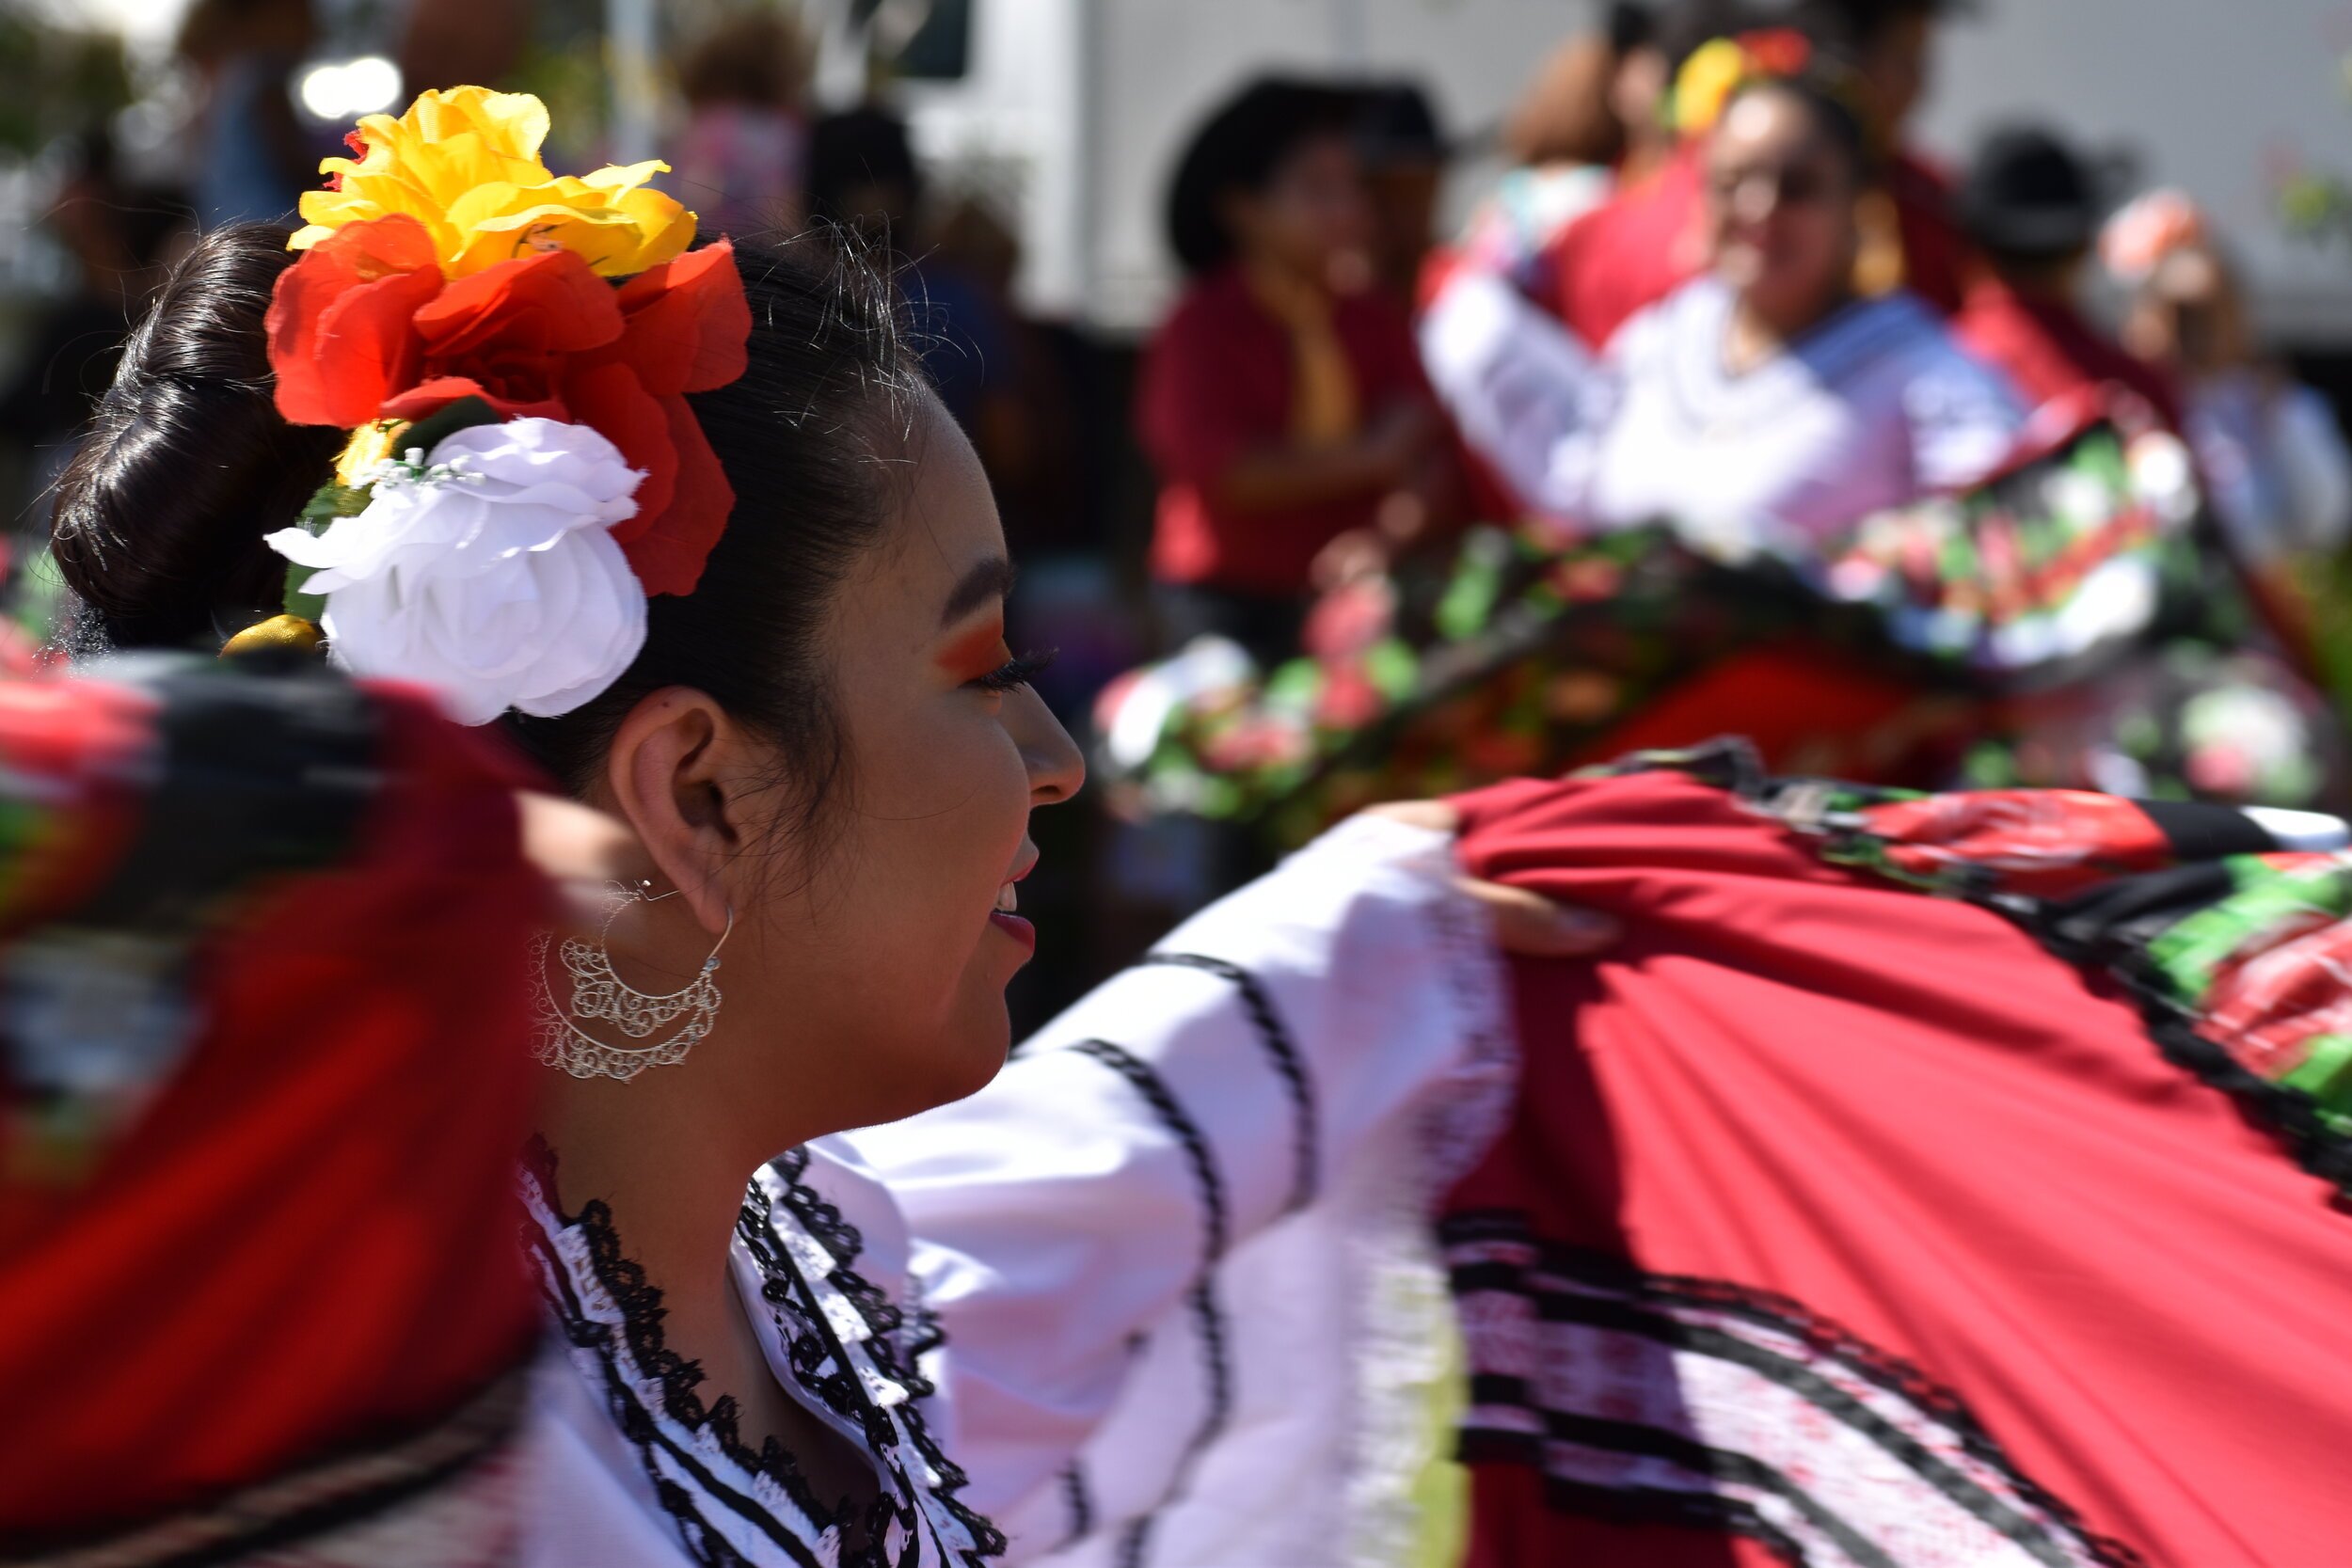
[1016,687,1086,806]
[1733,176,1779,226]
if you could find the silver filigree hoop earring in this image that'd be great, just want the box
[530,880,733,1082]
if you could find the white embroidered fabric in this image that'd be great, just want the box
[519,1146,998,1567]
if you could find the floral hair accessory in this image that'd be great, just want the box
[256,86,750,725]
[1675,28,1872,140]
[2100,189,2207,284]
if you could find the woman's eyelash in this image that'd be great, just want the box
[973,648,1058,693]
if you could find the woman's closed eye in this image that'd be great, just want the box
[970,648,1057,694]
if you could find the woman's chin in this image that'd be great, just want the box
[1713,247,1761,285]
[852,939,1030,1124]
[933,1004,1017,1108]
[940,964,1025,1075]
[853,1016,1010,1126]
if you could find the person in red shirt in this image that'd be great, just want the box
[1138,78,1448,663]
[1951,125,2185,429]
[1531,0,1736,347]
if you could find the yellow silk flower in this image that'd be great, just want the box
[1672,38,1752,137]
[291,86,696,278]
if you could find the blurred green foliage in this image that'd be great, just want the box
[2280,169,2352,251]
[505,0,613,162]
[2278,50,2352,253]
[0,13,133,156]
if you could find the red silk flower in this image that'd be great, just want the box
[263,214,752,596]
[1738,27,1812,78]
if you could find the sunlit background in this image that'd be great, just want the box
[10,1,2352,324]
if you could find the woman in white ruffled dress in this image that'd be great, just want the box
[47,86,1601,1564]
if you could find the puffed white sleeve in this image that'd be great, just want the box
[838,815,1515,1560]
[1418,268,1620,521]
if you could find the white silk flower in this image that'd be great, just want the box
[266,417,649,726]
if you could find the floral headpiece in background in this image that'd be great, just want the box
[1666,29,1818,139]
[2099,188,2209,285]
[241,87,752,724]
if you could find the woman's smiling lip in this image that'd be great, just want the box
[989,846,1041,952]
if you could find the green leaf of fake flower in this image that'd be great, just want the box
[397,395,501,459]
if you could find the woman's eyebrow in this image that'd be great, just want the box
[939,556,1018,628]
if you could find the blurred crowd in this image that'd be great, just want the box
[5,0,2352,1014]
[1130,0,2350,660]
[1129,0,2343,643]
[1092,0,2352,1007]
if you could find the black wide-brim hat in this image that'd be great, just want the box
[1353,80,1455,168]
[1959,124,2131,263]
[1165,75,1369,274]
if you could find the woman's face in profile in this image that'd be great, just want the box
[721,393,1085,1129]
[1703,88,1861,325]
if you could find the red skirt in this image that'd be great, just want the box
[1448,760,2352,1568]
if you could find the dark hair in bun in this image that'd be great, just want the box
[50,224,344,648]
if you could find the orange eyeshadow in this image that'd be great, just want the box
[941,618,1009,681]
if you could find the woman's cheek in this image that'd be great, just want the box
[957,707,1035,875]
[905,706,1028,935]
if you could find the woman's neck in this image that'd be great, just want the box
[534,1061,884,1508]
[534,1056,819,1350]
[1241,252,1328,303]
[1724,284,1855,374]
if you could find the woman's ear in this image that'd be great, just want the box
[1852,187,1904,298]
[601,687,744,938]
